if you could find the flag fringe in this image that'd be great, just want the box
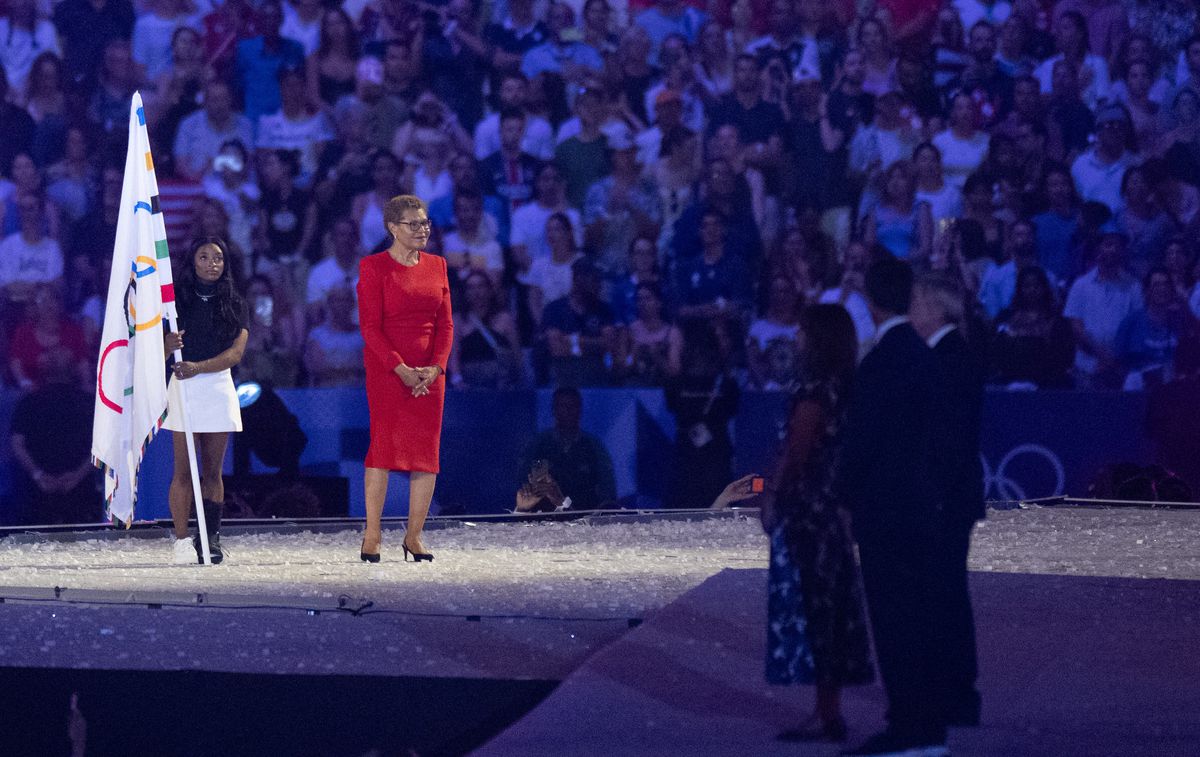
[92,405,170,528]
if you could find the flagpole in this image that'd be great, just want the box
[169,345,212,566]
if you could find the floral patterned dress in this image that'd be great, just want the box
[766,381,875,687]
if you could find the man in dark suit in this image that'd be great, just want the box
[837,259,948,757]
[910,271,987,729]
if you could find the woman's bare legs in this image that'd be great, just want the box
[362,467,389,554]
[169,432,230,539]
[405,472,436,553]
[168,433,194,539]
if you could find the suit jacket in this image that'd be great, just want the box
[837,321,943,525]
[932,329,987,524]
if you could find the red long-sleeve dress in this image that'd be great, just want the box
[356,251,453,473]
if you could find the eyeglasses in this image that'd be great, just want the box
[395,220,432,232]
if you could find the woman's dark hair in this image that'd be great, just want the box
[1011,265,1055,314]
[913,141,942,164]
[1057,11,1089,53]
[545,211,575,244]
[317,7,360,58]
[176,237,246,344]
[799,303,858,395]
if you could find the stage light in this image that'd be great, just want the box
[236,381,262,408]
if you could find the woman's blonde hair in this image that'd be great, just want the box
[383,194,427,232]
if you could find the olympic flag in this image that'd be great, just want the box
[91,93,178,526]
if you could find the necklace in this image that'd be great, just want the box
[194,289,215,302]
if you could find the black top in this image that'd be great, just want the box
[177,285,248,363]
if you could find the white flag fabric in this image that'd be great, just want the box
[91,92,178,526]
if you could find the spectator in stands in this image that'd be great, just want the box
[479,107,542,224]
[613,27,658,126]
[146,26,208,167]
[256,64,335,186]
[863,161,933,263]
[0,71,34,181]
[8,283,89,390]
[306,216,363,325]
[88,39,139,136]
[528,212,585,325]
[1045,57,1094,163]
[351,150,403,255]
[933,92,990,190]
[1161,237,1197,307]
[1145,157,1200,235]
[541,258,616,386]
[991,264,1075,389]
[241,273,303,388]
[255,149,316,275]
[616,283,681,385]
[391,91,472,203]
[235,0,304,122]
[1071,104,1135,213]
[747,274,802,390]
[818,239,877,351]
[1034,10,1108,109]
[52,0,135,89]
[1032,164,1081,290]
[979,218,1037,319]
[303,284,365,387]
[1115,58,1162,152]
[1064,228,1144,388]
[474,73,554,161]
[556,87,611,209]
[665,319,738,508]
[0,193,63,303]
[1116,164,1173,280]
[442,191,504,290]
[132,0,201,82]
[201,140,259,258]
[635,0,707,61]
[482,0,548,84]
[782,65,849,217]
[511,162,582,274]
[709,123,769,234]
[914,142,963,229]
[857,16,897,96]
[175,79,255,181]
[45,126,98,227]
[281,0,322,58]
[609,235,662,325]
[651,124,699,255]
[671,158,761,268]
[707,54,786,170]
[583,128,661,274]
[305,7,359,109]
[521,2,604,86]
[516,385,616,511]
[673,209,752,321]
[1115,267,1193,389]
[849,90,922,186]
[9,350,100,525]
[450,271,522,389]
[0,0,61,101]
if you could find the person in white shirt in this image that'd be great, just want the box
[914,142,964,227]
[0,194,63,300]
[1063,228,1144,387]
[1070,103,1136,213]
[174,80,256,180]
[1033,10,1109,109]
[132,0,202,81]
[306,216,363,324]
[932,93,990,190]
[255,65,335,185]
[510,162,583,275]
[0,0,60,99]
[201,140,260,256]
[442,191,505,289]
[473,72,555,161]
[281,0,323,56]
[526,212,585,323]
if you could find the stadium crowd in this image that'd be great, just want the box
[2,0,1200,396]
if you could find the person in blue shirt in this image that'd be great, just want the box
[1031,164,1080,292]
[235,0,305,123]
[635,0,707,63]
[520,3,604,84]
[673,209,752,320]
[1115,267,1192,387]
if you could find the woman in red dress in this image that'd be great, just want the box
[356,194,453,562]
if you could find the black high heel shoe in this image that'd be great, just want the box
[360,538,381,563]
[402,543,433,562]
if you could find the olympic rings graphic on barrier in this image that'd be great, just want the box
[97,339,130,414]
[981,444,1066,501]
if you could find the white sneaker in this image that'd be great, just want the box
[171,536,196,565]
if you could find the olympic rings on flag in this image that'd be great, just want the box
[97,339,129,413]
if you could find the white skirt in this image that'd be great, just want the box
[163,368,243,433]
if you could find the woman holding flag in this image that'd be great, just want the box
[162,237,248,564]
